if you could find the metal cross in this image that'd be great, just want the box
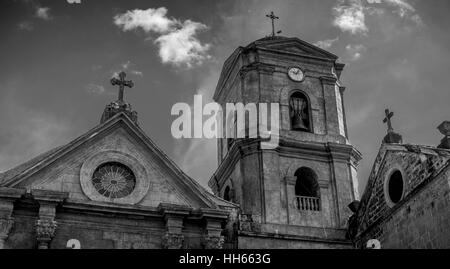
[111,71,134,103]
[383,109,394,132]
[266,11,280,37]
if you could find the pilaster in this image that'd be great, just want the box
[0,188,25,249]
[201,208,228,249]
[158,203,190,249]
[32,189,68,249]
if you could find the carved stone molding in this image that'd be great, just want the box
[36,219,57,249]
[238,214,262,233]
[0,217,14,249]
[202,235,225,249]
[161,233,184,249]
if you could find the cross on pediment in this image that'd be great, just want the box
[111,71,134,103]
[383,109,394,132]
[266,11,281,37]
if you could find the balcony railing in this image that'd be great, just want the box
[295,196,321,211]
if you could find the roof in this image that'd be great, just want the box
[355,143,450,235]
[214,35,340,101]
[0,145,64,184]
[0,112,234,210]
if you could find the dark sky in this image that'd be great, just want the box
[1,0,450,196]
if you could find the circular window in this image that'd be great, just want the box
[92,162,136,199]
[386,170,404,205]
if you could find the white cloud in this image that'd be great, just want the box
[18,21,34,31]
[345,44,367,60]
[114,7,175,34]
[85,84,106,95]
[155,20,211,67]
[367,0,415,17]
[111,61,144,78]
[67,0,81,4]
[333,0,368,35]
[35,7,52,21]
[172,71,218,189]
[314,37,339,50]
[114,7,211,68]
[333,0,423,35]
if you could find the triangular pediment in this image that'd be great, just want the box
[355,144,450,235]
[251,36,338,60]
[0,113,219,209]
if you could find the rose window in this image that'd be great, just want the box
[92,162,136,199]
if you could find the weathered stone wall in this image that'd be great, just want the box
[4,204,219,249]
[211,39,360,247]
[238,235,351,249]
[356,148,450,249]
[15,127,193,207]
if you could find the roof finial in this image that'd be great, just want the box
[382,109,402,144]
[266,11,281,37]
[437,121,450,149]
[111,71,134,104]
[100,71,138,124]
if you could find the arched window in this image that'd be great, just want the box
[289,92,311,132]
[294,167,320,211]
[223,186,231,202]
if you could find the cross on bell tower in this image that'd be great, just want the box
[382,109,403,144]
[266,11,281,37]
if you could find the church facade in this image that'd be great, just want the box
[0,34,449,249]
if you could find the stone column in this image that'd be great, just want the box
[201,208,229,249]
[0,187,25,249]
[158,204,190,249]
[31,189,68,249]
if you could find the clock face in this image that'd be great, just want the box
[288,67,305,82]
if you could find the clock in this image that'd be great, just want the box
[288,67,305,82]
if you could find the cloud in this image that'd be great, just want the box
[172,68,219,189]
[333,0,368,35]
[111,61,144,78]
[85,84,107,95]
[114,7,175,34]
[18,21,34,31]
[333,0,423,35]
[35,7,52,21]
[67,0,81,4]
[114,7,211,68]
[367,0,414,17]
[314,37,339,50]
[155,20,211,67]
[345,44,367,60]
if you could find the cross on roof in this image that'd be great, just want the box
[383,109,395,132]
[266,11,281,37]
[111,71,134,103]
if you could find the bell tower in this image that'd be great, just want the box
[209,34,361,248]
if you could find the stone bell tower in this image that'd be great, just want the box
[209,26,361,248]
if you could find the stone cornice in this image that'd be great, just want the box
[31,189,68,204]
[257,47,337,63]
[238,230,351,245]
[200,208,230,221]
[158,203,192,217]
[209,138,362,190]
[0,187,26,201]
[320,76,338,85]
[62,199,162,218]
